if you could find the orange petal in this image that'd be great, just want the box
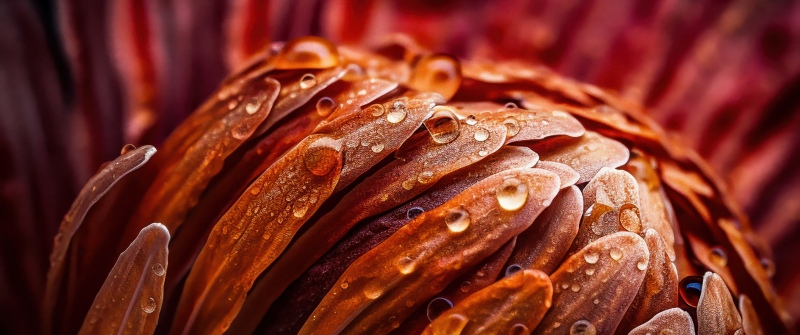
[697,272,743,335]
[78,223,169,335]
[627,308,696,335]
[535,160,580,189]
[739,295,764,335]
[532,131,629,183]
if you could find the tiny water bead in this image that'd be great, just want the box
[678,276,704,308]
[417,171,435,184]
[141,297,157,314]
[609,247,623,261]
[583,251,599,264]
[502,116,521,137]
[465,114,478,125]
[569,319,596,335]
[371,143,385,153]
[637,257,648,271]
[509,323,529,335]
[304,138,341,176]
[505,264,523,277]
[299,73,317,89]
[709,247,728,267]
[367,104,385,117]
[120,144,136,155]
[496,177,528,211]
[426,297,454,321]
[473,128,490,142]
[424,106,461,144]
[363,283,384,300]
[406,207,424,220]
[619,203,642,233]
[274,36,340,70]
[396,256,417,274]
[445,206,471,233]
[151,263,165,276]
[504,102,518,109]
[387,100,408,123]
[315,97,336,117]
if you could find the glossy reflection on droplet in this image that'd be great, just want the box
[274,36,340,70]
[315,97,336,117]
[387,100,408,123]
[510,323,529,335]
[569,319,596,335]
[609,247,623,261]
[408,54,462,100]
[444,206,471,233]
[142,297,157,314]
[583,251,599,264]
[619,203,642,233]
[473,127,490,142]
[299,73,317,89]
[496,177,528,211]
[709,247,728,267]
[502,116,521,137]
[426,297,454,321]
[120,144,136,155]
[396,256,417,274]
[465,115,477,125]
[407,207,424,220]
[151,263,165,276]
[304,138,341,176]
[505,264,523,278]
[424,106,460,144]
[679,276,704,308]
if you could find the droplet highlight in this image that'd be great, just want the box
[304,138,341,176]
[274,36,340,70]
[473,128,490,142]
[299,73,317,89]
[619,203,642,233]
[387,100,408,123]
[583,251,599,264]
[569,319,596,335]
[709,247,728,267]
[141,297,157,314]
[151,263,165,276]
[407,207,424,220]
[496,177,528,211]
[426,297,454,321]
[444,206,471,233]
[679,276,703,308]
[609,247,623,261]
[424,106,461,144]
[316,97,336,117]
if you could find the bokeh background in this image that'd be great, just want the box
[1,0,798,332]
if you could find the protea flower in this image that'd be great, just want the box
[34,35,790,335]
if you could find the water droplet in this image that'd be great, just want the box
[496,177,528,211]
[761,258,776,277]
[619,203,642,233]
[141,297,157,314]
[316,97,336,117]
[341,282,349,289]
[120,144,136,155]
[509,323,529,335]
[679,276,703,308]
[585,268,595,275]
[570,319,596,335]
[637,258,648,271]
[460,281,472,293]
[609,248,623,261]
[505,264,523,277]
[387,100,408,124]
[274,36,340,70]
[584,203,614,236]
[230,123,252,140]
[304,137,341,176]
[292,201,310,218]
[571,284,581,292]
[299,73,317,89]
[424,106,460,144]
[228,100,239,110]
[397,256,416,274]
[478,150,488,156]
[152,263,165,276]
[364,283,383,300]
[709,247,728,267]
[473,128,490,142]
[367,104,385,116]
[407,207,424,220]
[417,171,435,184]
[502,117,520,137]
[402,179,416,190]
[409,54,462,99]
[245,97,262,114]
[427,297,454,321]
[371,143,385,153]
[445,206,470,233]
[593,299,599,304]
[465,115,477,125]
[583,251,599,264]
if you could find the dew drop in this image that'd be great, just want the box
[245,98,262,114]
[504,102,518,109]
[408,54,462,100]
[397,256,417,274]
[363,283,384,300]
[274,36,340,70]
[571,284,581,292]
[141,297,157,314]
[478,150,488,156]
[473,128,490,142]
[679,276,703,308]
[367,104,385,117]
[509,323,529,335]
[585,268,595,276]
[444,206,471,233]
[426,297,454,321]
[460,281,472,293]
[570,319,596,335]
[709,247,728,267]
[424,106,460,144]
[761,258,776,277]
[371,143,385,153]
[387,100,408,123]
[465,115,478,125]
[584,203,614,236]
[292,201,310,218]
[120,144,136,155]
[299,73,317,89]
[315,97,336,117]
[303,137,341,176]
[407,207,424,220]
[496,177,528,211]
[151,263,165,276]
[230,123,252,140]
[341,282,349,289]
[637,258,648,271]
[417,171,435,184]
[619,203,642,233]
[609,248,623,261]
[505,264,523,278]
[583,251,599,264]
[502,117,521,137]
[402,179,416,190]
[228,100,239,110]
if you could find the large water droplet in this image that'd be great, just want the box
[502,117,521,137]
[609,247,623,261]
[570,319,596,335]
[465,115,477,125]
[397,256,417,274]
[408,54,462,100]
[445,206,470,233]
[496,177,528,211]
[584,203,614,236]
[473,128,490,142]
[424,106,460,144]
[619,203,642,233]
[426,297,454,321]
[120,144,136,155]
[299,73,317,89]
[709,247,728,267]
[509,323,529,335]
[679,276,703,308]
[387,100,408,123]
[304,137,341,176]
[371,143,385,153]
[407,207,424,220]
[152,263,165,276]
[583,251,599,264]
[292,201,310,218]
[141,297,157,314]
[505,264,523,277]
[316,97,336,117]
[274,36,340,70]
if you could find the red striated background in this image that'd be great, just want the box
[0,0,798,332]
